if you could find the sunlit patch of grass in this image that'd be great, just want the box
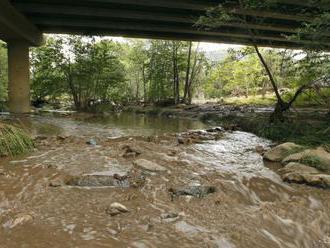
[223,94,276,106]
[0,123,34,157]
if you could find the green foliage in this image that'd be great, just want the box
[122,39,206,104]
[0,123,34,157]
[0,42,7,102]
[31,38,66,101]
[207,114,330,146]
[30,36,126,110]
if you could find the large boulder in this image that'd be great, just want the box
[279,162,320,175]
[282,173,330,188]
[282,147,330,172]
[263,142,304,162]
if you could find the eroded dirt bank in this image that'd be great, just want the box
[0,114,330,248]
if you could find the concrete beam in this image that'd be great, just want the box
[0,0,43,46]
[33,18,328,47]
[8,41,31,113]
[41,26,326,50]
[16,3,298,34]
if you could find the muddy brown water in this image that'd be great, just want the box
[0,113,330,248]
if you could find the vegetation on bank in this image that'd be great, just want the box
[206,113,330,147]
[0,123,34,157]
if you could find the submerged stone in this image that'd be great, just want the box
[133,159,167,172]
[169,185,216,199]
[263,142,304,162]
[86,139,97,146]
[3,214,33,229]
[121,145,141,159]
[65,174,130,187]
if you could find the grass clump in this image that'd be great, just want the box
[300,155,327,171]
[0,123,34,157]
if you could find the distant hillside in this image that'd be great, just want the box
[205,49,228,63]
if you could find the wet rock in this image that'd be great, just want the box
[161,212,179,222]
[65,174,130,187]
[34,135,48,141]
[86,139,97,146]
[263,142,304,162]
[121,145,141,159]
[4,214,33,229]
[206,127,224,133]
[130,174,146,188]
[133,159,167,172]
[282,173,330,188]
[106,202,129,216]
[49,178,64,187]
[57,135,69,141]
[282,147,330,172]
[169,185,216,199]
[255,145,265,155]
[279,162,320,175]
[177,136,191,145]
[167,150,177,156]
[178,129,224,144]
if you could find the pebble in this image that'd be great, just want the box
[106,202,129,216]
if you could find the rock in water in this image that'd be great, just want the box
[106,202,129,216]
[169,185,216,198]
[279,162,330,189]
[282,173,330,188]
[263,142,304,162]
[121,145,141,159]
[255,145,265,155]
[133,159,167,172]
[282,147,330,172]
[279,162,320,175]
[86,139,97,146]
[4,214,33,229]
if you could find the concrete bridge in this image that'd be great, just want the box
[0,0,328,113]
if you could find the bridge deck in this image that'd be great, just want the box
[3,0,330,48]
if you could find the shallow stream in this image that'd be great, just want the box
[0,113,329,248]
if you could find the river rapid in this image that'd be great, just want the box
[0,113,329,248]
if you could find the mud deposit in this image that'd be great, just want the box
[0,113,330,248]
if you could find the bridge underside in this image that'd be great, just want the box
[0,0,329,112]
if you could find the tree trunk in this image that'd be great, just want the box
[184,42,192,104]
[172,43,180,105]
[142,63,147,103]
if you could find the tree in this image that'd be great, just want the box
[31,35,126,110]
[31,37,66,103]
[197,0,328,122]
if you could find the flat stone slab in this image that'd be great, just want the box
[133,159,167,172]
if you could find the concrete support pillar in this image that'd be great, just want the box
[7,41,30,113]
